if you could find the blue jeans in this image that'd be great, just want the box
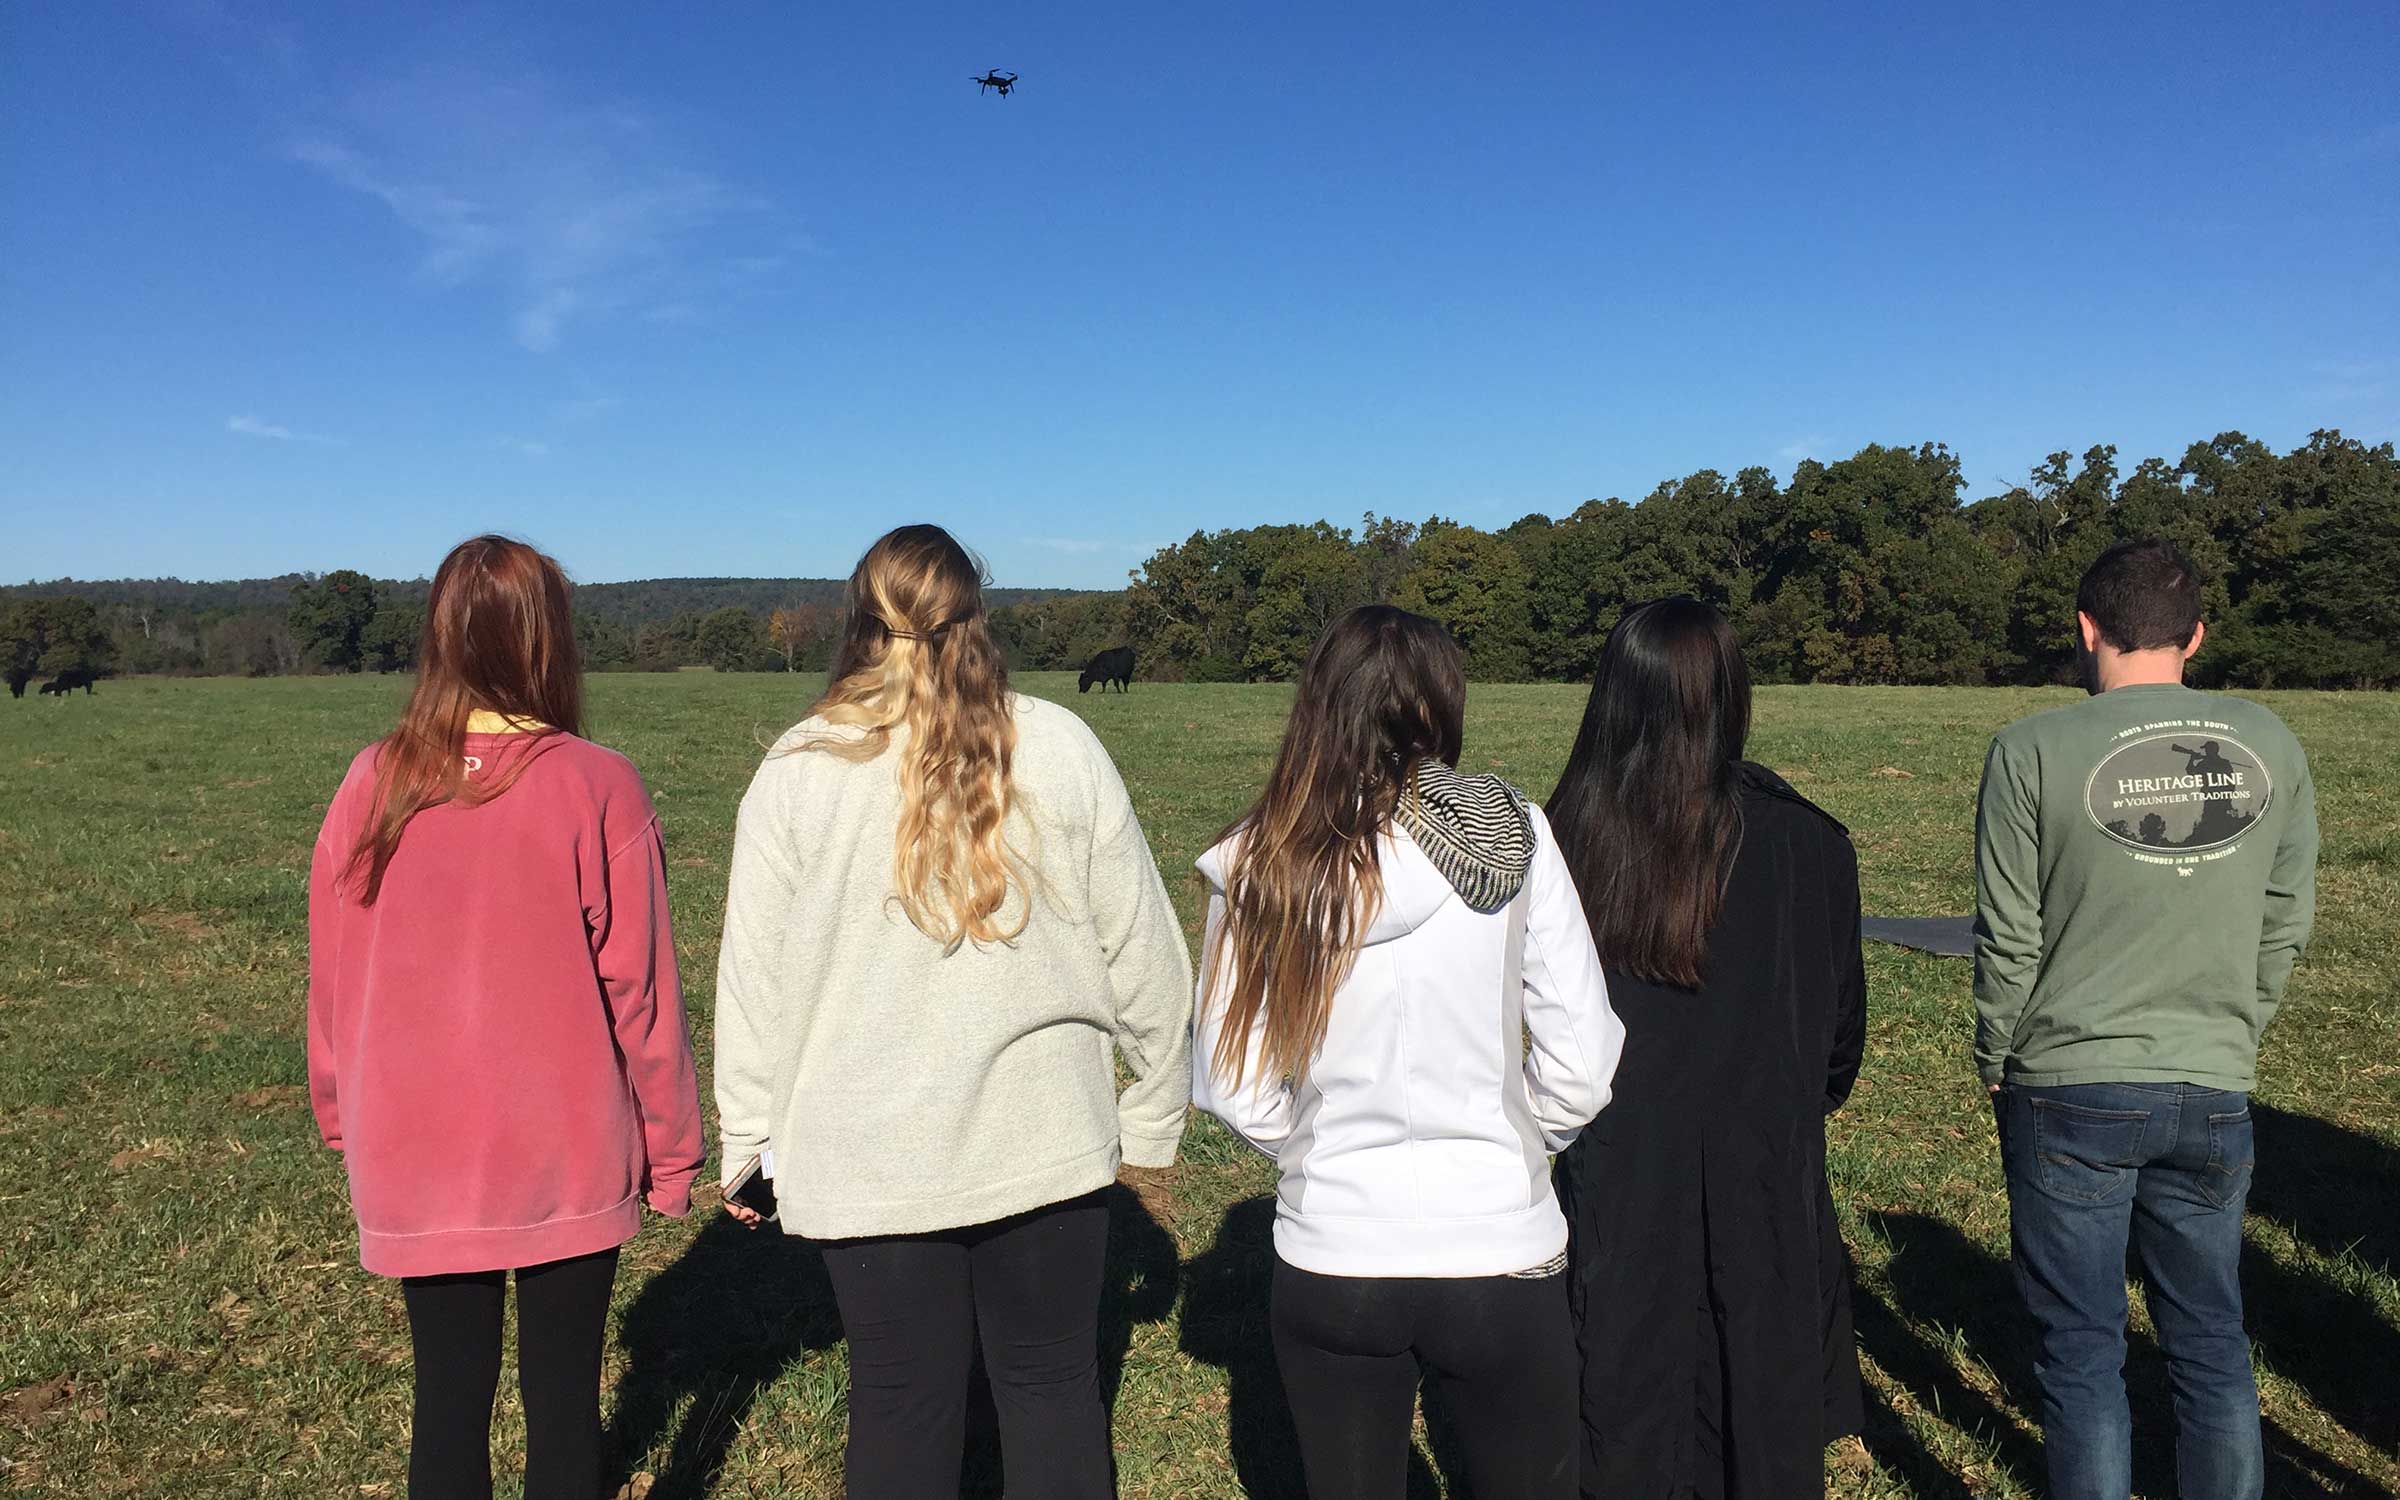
[1996,1082,2262,1500]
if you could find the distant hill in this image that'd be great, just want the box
[0,574,1095,624]
[0,574,389,612]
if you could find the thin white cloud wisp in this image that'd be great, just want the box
[227,414,338,443]
[288,66,774,351]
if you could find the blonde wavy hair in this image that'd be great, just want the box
[797,525,1027,949]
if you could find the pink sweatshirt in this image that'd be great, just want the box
[306,731,704,1277]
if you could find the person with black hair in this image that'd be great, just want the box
[1544,597,1867,1498]
[1973,537,2319,1500]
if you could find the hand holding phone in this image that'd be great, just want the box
[723,1153,778,1228]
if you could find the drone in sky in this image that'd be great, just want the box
[973,70,1019,97]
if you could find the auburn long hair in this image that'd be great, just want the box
[1545,597,1750,988]
[1205,606,1465,1090]
[343,535,583,904]
[796,525,1024,950]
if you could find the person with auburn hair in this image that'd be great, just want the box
[1193,605,1622,1500]
[306,535,703,1500]
[1544,597,1866,1498]
[713,524,1193,1500]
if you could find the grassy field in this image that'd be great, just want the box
[0,673,2394,1499]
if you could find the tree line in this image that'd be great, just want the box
[1122,429,2400,689]
[8,429,2395,690]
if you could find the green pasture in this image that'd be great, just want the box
[0,674,2393,1498]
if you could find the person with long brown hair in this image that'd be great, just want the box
[1192,605,1622,1500]
[1544,597,1866,1498]
[306,535,703,1500]
[712,524,1193,1500]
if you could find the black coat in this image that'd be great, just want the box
[1554,763,1867,1499]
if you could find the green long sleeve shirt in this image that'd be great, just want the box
[1972,681,2318,1090]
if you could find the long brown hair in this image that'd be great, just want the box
[343,535,584,904]
[1205,606,1465,1090]
[796,525,1024,950]
[1544,597,1750,988]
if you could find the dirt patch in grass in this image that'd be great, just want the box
[5,1376,78,1424]
[107,1139,180,1171]
[139,910,221,942]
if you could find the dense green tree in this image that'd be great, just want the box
[1357,513,1420,604]
[2238,430,2400,686]
[287,570,380,672]
[575,611,637,670]
[1522,499,1636,679]
[1395,521,1532,681]
[2,596,117,685]
[695,606,771,672]
[361,602,423,673]
[1243,523,1372,679]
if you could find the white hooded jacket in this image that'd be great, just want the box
[1192,789,1624,1278]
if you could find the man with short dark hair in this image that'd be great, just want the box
[1972,537,2317,1500]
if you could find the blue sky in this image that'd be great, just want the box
[4,2,2395,589]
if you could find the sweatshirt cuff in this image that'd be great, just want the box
[646,1182,692,1217]
[1120,1125,1184,1170]
[646,1159,701,1218]
[718,1135,769,1188]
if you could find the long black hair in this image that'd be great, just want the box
[1544,597,1751,988]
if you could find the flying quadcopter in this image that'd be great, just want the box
[973,69,1019,97]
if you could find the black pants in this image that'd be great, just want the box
[1272,1258,1578,1500]
[398,1247,619,1500]
[820,1190,1112,1500]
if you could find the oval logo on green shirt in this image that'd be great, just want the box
[2084,732,2273,853]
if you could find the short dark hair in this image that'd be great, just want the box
[2077,538,2203,653]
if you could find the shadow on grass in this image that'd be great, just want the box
[1856,1382,1977,1500]
[605,1212,843,1499]
[2243,1105,2400,1465]
[2250,1104,2400,1276]
[1865,1210,2386,1498]
[1178,1196,1447,1498]
[607,1183,1181,1499]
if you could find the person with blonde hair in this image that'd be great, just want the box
[1193,605,1623,1500]
[714,524,1194,1499]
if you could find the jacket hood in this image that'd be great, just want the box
[1196,762,1536,946]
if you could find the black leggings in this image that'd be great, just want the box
[399,1247,619,1500]
[819,1190,1112,1500]
[1272,1258,1578,1500]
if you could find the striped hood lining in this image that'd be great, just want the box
[1392,759,1535,912]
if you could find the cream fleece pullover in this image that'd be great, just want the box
[714,694,1195,1239]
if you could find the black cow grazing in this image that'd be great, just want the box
[1079,646,1136,694]
[39,667,99,697]
[5,666,32,699]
